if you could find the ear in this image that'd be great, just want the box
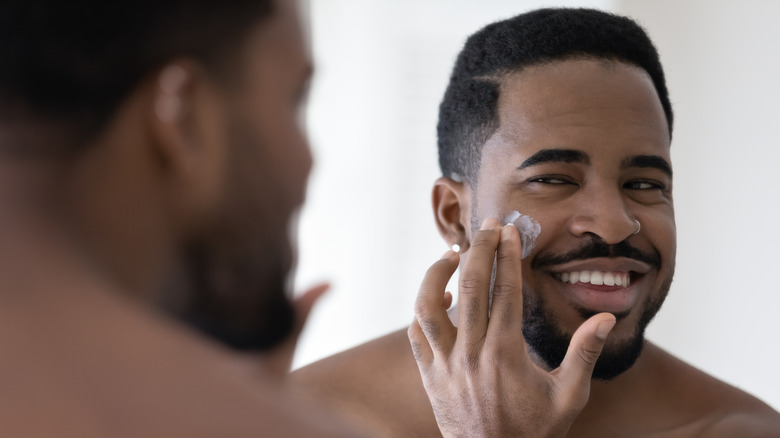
[432,176,471,252]
[145,60,229,232]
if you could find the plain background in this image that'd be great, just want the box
[294,0,780,410]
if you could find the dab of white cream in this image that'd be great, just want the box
[503,210,541,259]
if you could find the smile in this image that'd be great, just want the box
[555,271,631,287]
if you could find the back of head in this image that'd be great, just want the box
[0,0,272,158]
[438,8,673,186]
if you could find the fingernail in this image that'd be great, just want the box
[441,250,456,260]
[596,318,616,340]
[501,223,514,241]
[480,217,499,230]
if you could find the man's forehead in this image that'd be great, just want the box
[486,58,670,159]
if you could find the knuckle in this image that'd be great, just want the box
[407,322,422,340]
[577,345,602,367]
[409,340,425,362]
[490,281,518,299]
[458,346,483,373]
[458,277,486,296]
[414,299,434,318]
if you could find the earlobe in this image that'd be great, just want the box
[432,176,471,252]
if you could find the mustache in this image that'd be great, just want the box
[531,238,661,270]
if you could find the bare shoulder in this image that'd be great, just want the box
[644,343,780,437]
[699,408,780,438]
[292,328,438,437]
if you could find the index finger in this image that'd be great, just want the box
[455,218,502,351]
[486,223,525,342]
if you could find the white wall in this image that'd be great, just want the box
[294,0,780,411]
[616,0,780,410]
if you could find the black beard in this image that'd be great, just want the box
[158,109,302,352]
[161,238,296,352]
[521,274,670,380]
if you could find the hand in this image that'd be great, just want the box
[259,283,329,377]
[408,218,616,438]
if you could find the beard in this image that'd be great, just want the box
[171,235,296,352]
[522,282,669,380]
[158,112,304,352]
[522,238,673,380]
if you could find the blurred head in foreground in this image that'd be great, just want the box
[0,0,313,351]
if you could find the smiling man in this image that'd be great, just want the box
[294,8,780,437]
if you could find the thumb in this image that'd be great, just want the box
[260,283,330,377]
[556,312,616,398]
[290,283,330,341]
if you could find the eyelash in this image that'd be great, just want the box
[528,176,574,185]
[527,177,665,191]
[624,180,665,191]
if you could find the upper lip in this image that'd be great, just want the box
[544,257,653,275]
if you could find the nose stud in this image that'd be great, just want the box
[632,219,641,235]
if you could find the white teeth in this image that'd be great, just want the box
[557,271,631,287]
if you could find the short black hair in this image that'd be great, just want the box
[0,0,274,156]
[437,8,673,186]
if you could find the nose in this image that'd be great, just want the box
[568,185,637,244]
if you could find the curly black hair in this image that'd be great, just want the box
[437,8,673,186]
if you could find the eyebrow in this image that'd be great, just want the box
[517,149,589,170]
[621,155,673,177]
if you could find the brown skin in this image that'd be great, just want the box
[0,0,363,436]
[293,59,780,437]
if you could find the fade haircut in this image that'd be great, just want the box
[0,0,274,157]
[437,8,673,186]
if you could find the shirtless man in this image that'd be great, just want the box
[294,8,780,437]
[0,0,362,436]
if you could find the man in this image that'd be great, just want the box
[293,8,780,437]
[0,0,363,436]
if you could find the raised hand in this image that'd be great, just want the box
[408,218,616,438]
[260,283,330,377]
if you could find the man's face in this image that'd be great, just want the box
[470,59,675,378]
[172,0,313,351]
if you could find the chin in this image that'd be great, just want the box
[522,284,668,380]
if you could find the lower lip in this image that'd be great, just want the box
[556,277,640,314]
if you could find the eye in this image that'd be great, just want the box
[528,176,576,185]
[624,180,665,190]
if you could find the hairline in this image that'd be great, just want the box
[465,54,672,189]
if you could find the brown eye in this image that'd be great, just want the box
[529,176,574,185]
[625,180,663,190]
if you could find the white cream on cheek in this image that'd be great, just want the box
[502,210,541,259]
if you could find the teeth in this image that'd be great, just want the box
[558,271,631,287]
